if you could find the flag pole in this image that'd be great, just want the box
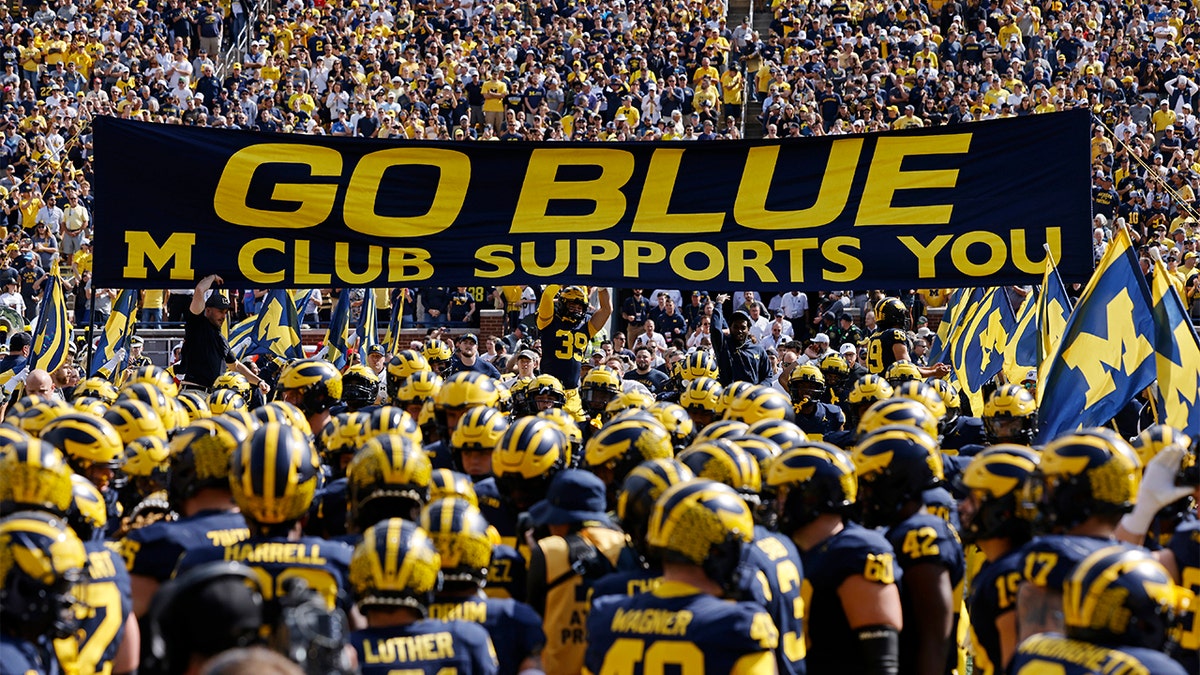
[83,282,97,374]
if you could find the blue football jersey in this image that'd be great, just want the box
[352,619,499,675]
[176,534,354,613]
[885,511,965,675]
[799,522,901,675]
[486,543,526,601]
[1017,535,1133,592]
[590,567,663,600]
[306,477,349,539]
[967,551,1023,675]
[1009,634,1187,675]
[120,509,250,581]
[741,526,806,675]
[1168,519,1200,672]
[585,580,778,674]
[428,594,544,675]
[54,542,132,675]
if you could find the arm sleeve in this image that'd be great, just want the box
[537,285,559,330]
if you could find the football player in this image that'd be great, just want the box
[536,285,612,421]
[864,297,948,378]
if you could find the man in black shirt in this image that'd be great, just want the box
[624,346,669,393]
[180,274,269,392]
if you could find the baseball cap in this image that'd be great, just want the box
[457,333,478,343]
[528,470,613,527]
[204,293,231,310]
[130,335,145,346]
[518,349,538,360]
[813,333,830,344]
[367,344,386,356]
[840,343,857,355]
[8,332,30,351]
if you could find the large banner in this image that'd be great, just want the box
[93,111,1093,289]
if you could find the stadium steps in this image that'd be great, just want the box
[730,0,773,139]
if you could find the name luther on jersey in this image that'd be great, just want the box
[360,632,458,664]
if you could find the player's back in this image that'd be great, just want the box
[743,526,806,675]
[590,567,663,601]
[427,594,544,675]
[967,550,1023,675]
[885,510,965,675]
[1017,534,1132,592]
[121,509,250,581]
[1009,633,1187,675]
[585,580,778,675]
[1167,519,1200,672]
[866,328,909,374]
[352,618,499,675]
[799,521,901,675]
[55,540,133,675]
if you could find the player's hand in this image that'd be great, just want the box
[257,380,270,394]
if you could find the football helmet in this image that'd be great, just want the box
[507,376,537,418]
[677,438,763,504]
[450,406,509,473]
[875,296,910,330]
[429,469,479,508]
[212,372,253,398]
[492,417,568,512]
[207,389,247,414]
[536,408,583,466]
[0,511,87,638]
[386,350,431,401]
[434,372,501,436]
[318,411,372,475]
[716,381,758,418]
[419,498,492,588]
[844,374,895,427]
[229,423,321,533]
[1029,428,1140,533]
[788,363,826,407]
[117,383,176,433]
[648,479,755,593]
[894,380,947,421]
[746,418,808,453]
[617,459,695,559]
[74,377,118,405]
[693,419,751,445]
[422,339,453,374]
[1064,546,1194,651]
[603,390,656,422]
[955,445,1039,545]
[678,350,719,382]
[852,425,944,528]
[555,285,589,324]
[982,384,1038,444]
[71,398,108,417]
[0,439,74,516]
[369,406,423,445]
[12,398,68,438]
[580,366,622,415]
[856,397,940,439]
[1130,425,1191,468]
[394,371,443,415]
[346,433,433,530]
[350,518,442,614]
[817,353,850,390]
[723,385,793,424]
[42,414,125,491]
[883,360,922,388]
[276,359,343,416]
[176,391,211,423]
[584,417,673,507]
[529,374,566,412]
[679,377,723,428]
[341,364,381,410]
[925,378,961,424]
[767,442,859,533]
[123,435,171,497]
[647,402,696,452]
[67,474,107,541]
[124,364,179,398]
[166,418,249,510]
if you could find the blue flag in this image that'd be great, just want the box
[90,289,138,377]
[382,291,404,356]
[323,290,352,369]
[1149,259,1200,434]
[1036,228,1157,443]
[1003,285,1040,384]
[929,288,980,365]
[949,287,1015,413]
[1034,254,1074,405]
[243,290,305,361]
[31,273,72,375]
[354,288,378,361]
